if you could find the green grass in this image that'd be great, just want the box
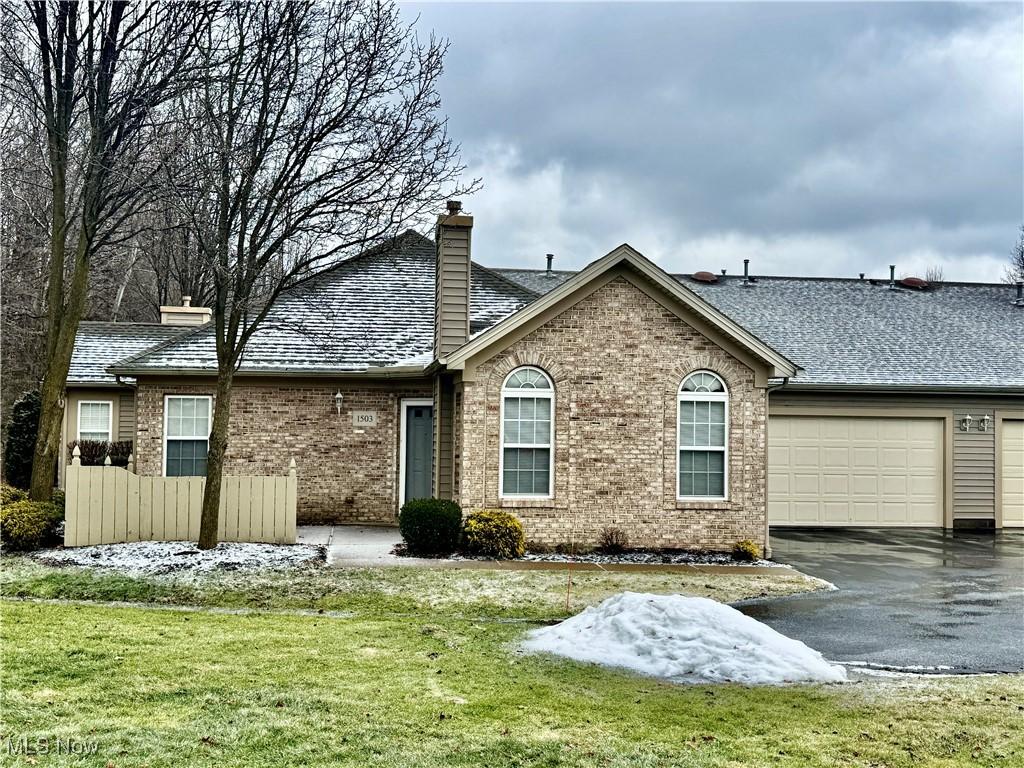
[2,558,1022,767]
[0,556,829,620]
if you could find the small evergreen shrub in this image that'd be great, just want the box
[598,526,630,554]
[67,440,133,467]
[463,509,525,559]
[398,498,463,556]
[2,484,27,507]
[2,390,40,489]
[1,500,62,551]
[51,488,66,515]
[732,539,762,562]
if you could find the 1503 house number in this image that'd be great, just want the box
[352,411,378,427]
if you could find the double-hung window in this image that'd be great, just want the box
[501,367,553,498]
[678,371,728,499]
[78,401,112,441]
[164,395,212,477]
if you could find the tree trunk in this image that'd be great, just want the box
[29,230,92,501]
[197,364,234,549]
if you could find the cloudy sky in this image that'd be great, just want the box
[403,1,1022,281]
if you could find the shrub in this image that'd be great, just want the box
[732,539,762,562]
[2,390,40,489]
[2,484,27,507]
[67,439,133,467]
[398,498,463,556]
[598,526,630,554]
[51,488,66,515]
[463,509,525,559]
[1,500,63,551]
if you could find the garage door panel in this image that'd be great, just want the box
[1001,421,1023,527]
[852,447,878,468]
[769,416,943,527]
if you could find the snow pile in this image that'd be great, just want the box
[31,540,325,576]
[522,592,847,685]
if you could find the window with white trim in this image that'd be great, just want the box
[501,367,553,497]
[77,401,112,441]
[164,395,211,477]
[678,371,728,499]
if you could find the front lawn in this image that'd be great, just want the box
[0,555,827,620]
[2,558,1022,767]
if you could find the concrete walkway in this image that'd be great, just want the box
[297,525,780,573]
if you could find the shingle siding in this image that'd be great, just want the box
[457,277,769,551]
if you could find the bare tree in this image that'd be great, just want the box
[1008,225,1024,284]
[171,1,472,548]
[924,265,944,285]
[2,1,207,500]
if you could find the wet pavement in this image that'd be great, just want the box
[739,528,1024,673]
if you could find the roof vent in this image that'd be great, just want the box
[742,258,754,287]
[546,253,554,276]
[1015,281,1023,307]
[888,265,897,290]
[899,276,929,290]
[691,271,719,284]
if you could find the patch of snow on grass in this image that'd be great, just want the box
[522,591,847,685]
[31,540,325,576]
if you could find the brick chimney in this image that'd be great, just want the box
[160,295,212,326]
[434,200,473,357]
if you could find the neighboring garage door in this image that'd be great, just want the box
[769,416,944,526]
[1002,420,1024,527]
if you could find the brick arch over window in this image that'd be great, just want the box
[488,352,570,390]
[662,353,753,402]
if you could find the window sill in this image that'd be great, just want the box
[499,498,565,510]
[674,499,734,511]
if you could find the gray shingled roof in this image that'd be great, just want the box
[68,323,191,384]
[492,269,1024,390]
[108,231,537,376]
[77,230,1024,390]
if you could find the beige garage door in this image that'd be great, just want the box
[769,416,944,526]
[1002,420,1024,527]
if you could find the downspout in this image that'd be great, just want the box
[761,377,790,560]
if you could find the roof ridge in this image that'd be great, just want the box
[107,322,210,372]
[471,261,541,299]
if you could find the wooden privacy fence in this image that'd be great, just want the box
[64,447,297,547]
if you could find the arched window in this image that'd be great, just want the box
[501,366,554,497]
[678,371,728,499]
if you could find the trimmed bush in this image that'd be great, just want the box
[1,500,62,551]
[2,484,28,507]
[732,539,762,562]
[2,390,40,489]
[398,498,463,556]
[463,509,525,559]
[67,439,133,467]
[598,526,629,554]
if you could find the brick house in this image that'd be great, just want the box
[62,205,1024,552]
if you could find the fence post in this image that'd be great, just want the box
[66,446,81,546]
[286,458,297,543]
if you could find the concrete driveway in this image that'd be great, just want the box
[739,529,1024,673]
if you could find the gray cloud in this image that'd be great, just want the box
[405,2,1022,281]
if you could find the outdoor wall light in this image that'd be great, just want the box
[334,390,344,416]
[979,415,992,432]
[960,414,973,432]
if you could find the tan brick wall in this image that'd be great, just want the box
[458,276,769,552]
[134,378,431,524]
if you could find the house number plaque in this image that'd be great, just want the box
[352,410,378,427]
